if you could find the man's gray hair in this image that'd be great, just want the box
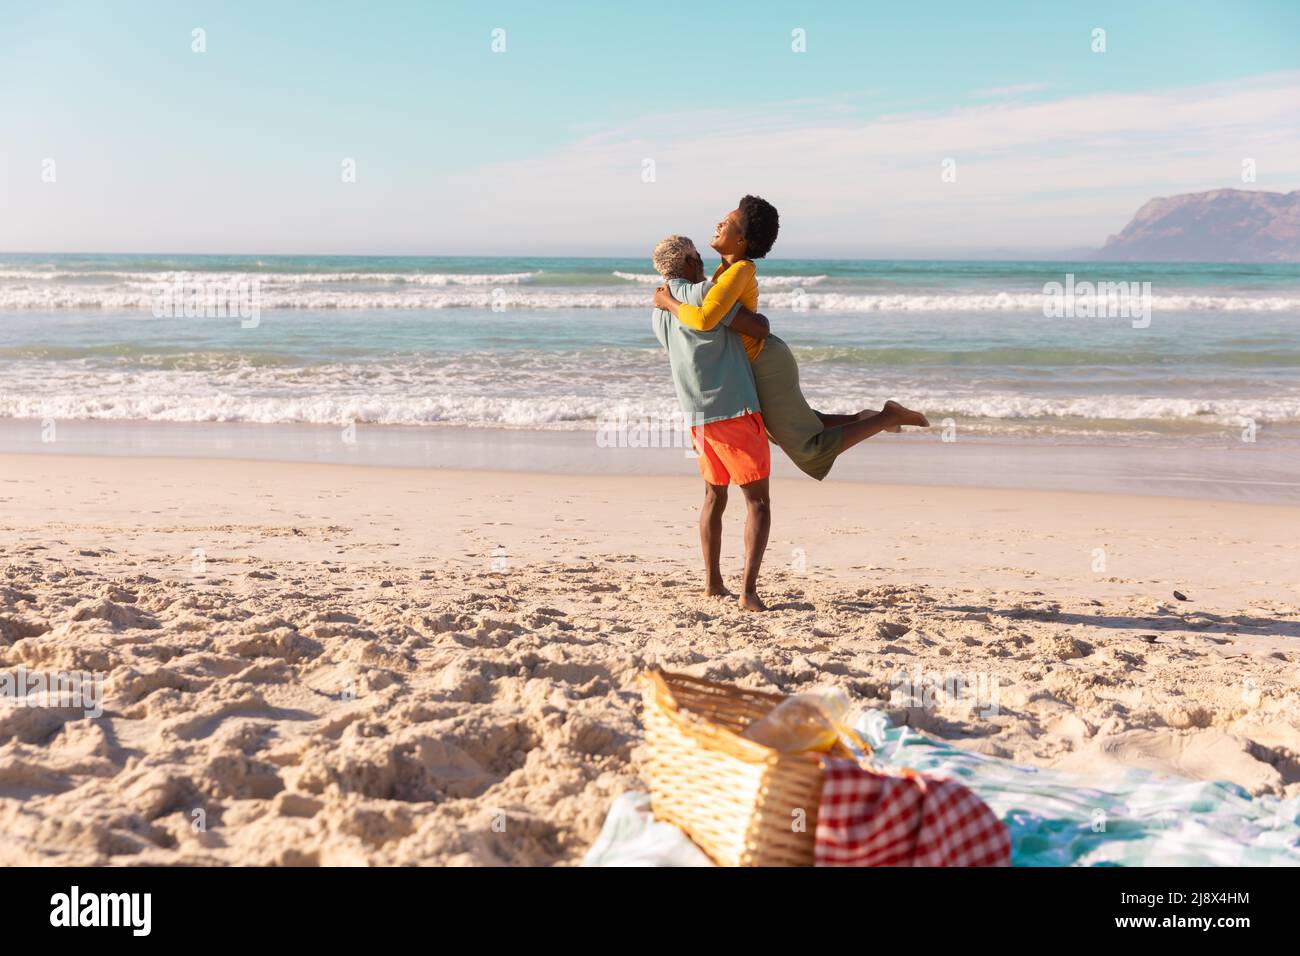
[652,235,697,278]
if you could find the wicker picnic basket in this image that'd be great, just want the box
[640,668,868,867]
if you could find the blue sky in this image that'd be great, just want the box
[3,0,1299,256]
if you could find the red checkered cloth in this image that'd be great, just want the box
[815,758,1011,866]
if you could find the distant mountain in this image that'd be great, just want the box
[1095,189,1300,263]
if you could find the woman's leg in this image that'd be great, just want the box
[750,337,924,476]
[813,410,858,427]
[828,401,929,453]
[815,408,900,432]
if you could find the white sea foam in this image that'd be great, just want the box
[0,270,540,286]
[2,363,1296,429]
[4,284,1300,313]
[0,390,661,428]
[768,292,1300,313]
[613,271,827,288]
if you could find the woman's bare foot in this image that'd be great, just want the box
[883,400,929,428]
[857,408,901,433]
[739,592,766,612]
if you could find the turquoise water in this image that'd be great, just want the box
[5,253,1300,292]
[1,254,1298,442]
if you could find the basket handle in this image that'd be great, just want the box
[831,719,874,768]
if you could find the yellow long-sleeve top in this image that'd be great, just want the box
[674,259,765,360]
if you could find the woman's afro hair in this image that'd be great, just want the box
[737,194,779,259]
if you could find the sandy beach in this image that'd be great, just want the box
[1,452,1297,865]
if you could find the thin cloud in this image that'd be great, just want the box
[970,82,1051,99]
[446,71,1300,254]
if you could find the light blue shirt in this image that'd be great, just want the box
[651,278,760,425]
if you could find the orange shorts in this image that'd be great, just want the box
[691,412,771,486]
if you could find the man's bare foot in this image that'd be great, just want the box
[739,592,766,612]
[883,400,929,428]
[705,577,730,598]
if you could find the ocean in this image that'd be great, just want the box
[2,253,1299,447]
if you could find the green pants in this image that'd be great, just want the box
[751,335,844,481]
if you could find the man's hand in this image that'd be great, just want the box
[653,285,680,314]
